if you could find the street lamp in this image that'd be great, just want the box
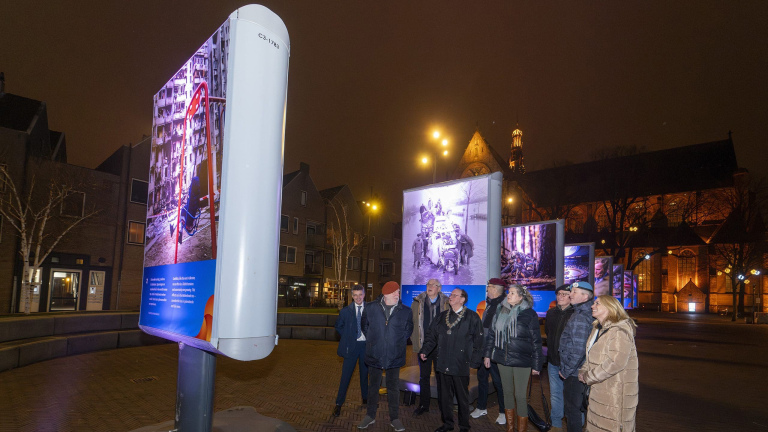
[362,201,380,292]
[421,130,449,184]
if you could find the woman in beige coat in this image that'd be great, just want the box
[578,295,638,432]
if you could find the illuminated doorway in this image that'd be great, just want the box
[49,270,82,311]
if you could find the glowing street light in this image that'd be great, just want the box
[421,129,450,183]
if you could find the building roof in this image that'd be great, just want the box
[452,129,511,178]
[319,185,346,201]
[282,170,300,187]
[519,138,738,207]
[0,93,43,132]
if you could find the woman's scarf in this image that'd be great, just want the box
[493,298,530,348]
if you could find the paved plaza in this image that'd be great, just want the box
[1,312,767,431]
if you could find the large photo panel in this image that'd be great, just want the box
[140,20,229,344]
[594,256,613,296]
[501,219,564,316]
[564,243,595,286]
[401,172,502,312]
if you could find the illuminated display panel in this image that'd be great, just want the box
[564,243,595,286]
[500,220,564,316]
[593,256,613,297]
[612,264,624,302]
[401,173,502,312]
[139,5,290,360]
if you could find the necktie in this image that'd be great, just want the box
[356,306,362,339]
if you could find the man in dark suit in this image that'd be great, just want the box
[332,284,369,417]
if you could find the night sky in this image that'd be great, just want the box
[2,1,767,215]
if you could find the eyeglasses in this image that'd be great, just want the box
[557,292,570,297]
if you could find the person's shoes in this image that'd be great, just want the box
[504,409,516,432]
[470,408,487,418]
[358,416,376,429]
[517,415,529,432]
[391,418,406,432]
[495,412,506,424]
[434,425,453,432]
[413,406,429,416]
[331,404,341,417]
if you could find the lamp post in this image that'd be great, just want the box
[361,201,379,293]
[421,130,449,184]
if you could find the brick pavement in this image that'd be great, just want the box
[1,317,767,431]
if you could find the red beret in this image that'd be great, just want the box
[382,281,400,295]
[487,278,506,287]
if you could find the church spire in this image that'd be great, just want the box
[509,126,525,174]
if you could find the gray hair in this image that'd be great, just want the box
[426,279,442,289]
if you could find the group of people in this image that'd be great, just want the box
[330,276,638,432]
[412,225,475,270]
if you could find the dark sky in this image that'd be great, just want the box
[2,1,767,215]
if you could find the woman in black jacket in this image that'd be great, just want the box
[483,284,543,432]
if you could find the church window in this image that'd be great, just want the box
[636,251,651,292]
[678,249,696,287]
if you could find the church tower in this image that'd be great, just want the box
[509,126,525,174]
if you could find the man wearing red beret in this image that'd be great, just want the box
[358,281,414,432]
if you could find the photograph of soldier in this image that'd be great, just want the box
[402,178,487,286]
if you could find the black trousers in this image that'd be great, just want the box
[367,367,401,421]
[563,375,586,432]
[438,374,470,431]
[418,350,441,409]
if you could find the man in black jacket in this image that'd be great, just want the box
[470,278,507,425]
[420,288,484,432]
[544,284,574,432]
[358,281,413,432]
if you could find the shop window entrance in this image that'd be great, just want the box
[49,270,82,311]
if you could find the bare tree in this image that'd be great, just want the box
[325,196,362,305]
[0,164,98,314]
[709,175,767,321]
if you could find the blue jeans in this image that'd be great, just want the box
[476,362,505,412]
[547,363,564,428]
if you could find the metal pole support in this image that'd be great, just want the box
[174,343,217,432]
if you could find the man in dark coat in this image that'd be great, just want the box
[411,279,450,416]
[420,288,484,432]
[358,281,413,432]
[332,285,369,417]
[545,284,574,432]
[412,234,424,268]
[558,281,595,432]
[470,278,507,425]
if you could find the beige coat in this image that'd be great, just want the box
[411,291,450,352]
[580,318,638,432]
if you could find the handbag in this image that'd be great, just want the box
[527,375,552,432]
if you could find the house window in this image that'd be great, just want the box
[678,250,696,287]
[366,259,374,273]
[370,236,375,250]
[347,256,360,270]
[61,192,86,217]
[280,215,289,232]
[279,245,296,263]
[636,252,651,292]
[130,179,149,204]
[127,221,146,245]
[380,261,394,277]
[300,190,307,207]
[382,240,392,251]
[324,252,333,267]
[293,217,299,234]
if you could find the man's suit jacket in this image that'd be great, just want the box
[335,302,364,358]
